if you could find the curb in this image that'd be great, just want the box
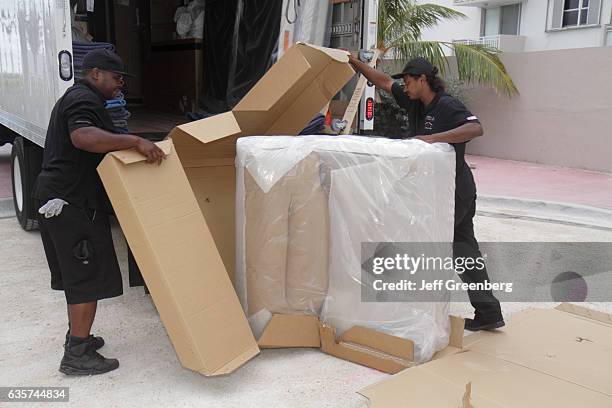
[477,195,612,230]
[0,197,14,219]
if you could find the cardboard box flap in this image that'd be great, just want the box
[257,315,321,348]
[169,112,242,167]
[233,43,355,136]
[319,324,414,374]
[108,140,173,165]
[360,307,612,407]
[167,43,355,166]
[555,302,612,326]
[430,315,465,361]
[98,140,259,376]
[233,46,312,114]
[339,326,415,362]
[359,350,611,408]
[315,315,464,374]
[297,42,351,63]
[467,308,612,395]
[170,112,242,146]
[211,344,260,376]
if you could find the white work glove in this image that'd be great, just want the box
[38,199,69,219]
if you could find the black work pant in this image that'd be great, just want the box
[453,195,503,320]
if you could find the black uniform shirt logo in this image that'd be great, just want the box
[424,115,435,130]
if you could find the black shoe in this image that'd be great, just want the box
[65,330,104,350]
[59,338,119,376]
[464,316,505,332]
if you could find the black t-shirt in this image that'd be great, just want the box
[391,82,478,200]
[32,80,116,212]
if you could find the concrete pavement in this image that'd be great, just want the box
[1,210,610,407]
[1,145,611,406]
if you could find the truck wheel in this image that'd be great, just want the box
[11,137,42,231]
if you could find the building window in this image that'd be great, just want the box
[548,0,601,30]
[562,0,589,27]
[483,3,521,36]
[606,28,612,46]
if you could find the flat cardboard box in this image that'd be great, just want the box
[98,43,356,375]
[257,314,464,374]
[359,303,612,407]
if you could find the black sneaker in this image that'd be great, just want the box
[464,316,505,332]
[65,330,104,350]
[59,338,119,376]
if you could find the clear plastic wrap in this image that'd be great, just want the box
[235,136,456,362]
[293,0,332,47]
[276,0,332,60]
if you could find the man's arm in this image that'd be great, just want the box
[71,127,165,164]
[348,54,394,93]
[416,122,483,144]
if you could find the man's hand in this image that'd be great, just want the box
[135,138,165,165]
[136,138,166,165]
[346,52,393,93]
[39,199,69,218]
[348,54,361,72]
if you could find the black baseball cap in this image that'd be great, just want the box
[82,49,134,77]
[391,57,436,79]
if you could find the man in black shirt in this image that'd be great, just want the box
[33,49,165,375]
[349,55,504,331]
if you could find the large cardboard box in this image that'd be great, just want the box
[98,43,358,375]
[98,42,464,375]
[360,303,612,407]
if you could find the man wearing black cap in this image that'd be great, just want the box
[348,54,504,331]
[33,49,165,375]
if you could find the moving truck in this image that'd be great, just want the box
[0,0,378,230]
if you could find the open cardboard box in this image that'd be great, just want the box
[97,42,463,376]
[360,303,612,407]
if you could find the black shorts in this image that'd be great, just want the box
[38,204,123,304]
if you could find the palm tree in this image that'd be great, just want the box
[378,0,518,97]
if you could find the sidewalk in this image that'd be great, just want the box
[467,155,612,211]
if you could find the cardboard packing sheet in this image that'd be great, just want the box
[360,303,612,407]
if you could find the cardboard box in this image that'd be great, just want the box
[98,43,358,375]
[99,42,463,375]
[359,303,612,407]
[98,140,259,376]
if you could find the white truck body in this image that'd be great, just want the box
[0,0,74,147]
[0,0,379,230]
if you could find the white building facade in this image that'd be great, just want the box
[413,1,612,173]
[419,0,612,52]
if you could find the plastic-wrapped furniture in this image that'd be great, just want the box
[236,135,456,362]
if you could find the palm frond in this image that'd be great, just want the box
[391,40,449,76]
[379,0,465,50]
[452,42,519,97]
[378,0,518,97]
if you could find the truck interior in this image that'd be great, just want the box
[70,0,366,141]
